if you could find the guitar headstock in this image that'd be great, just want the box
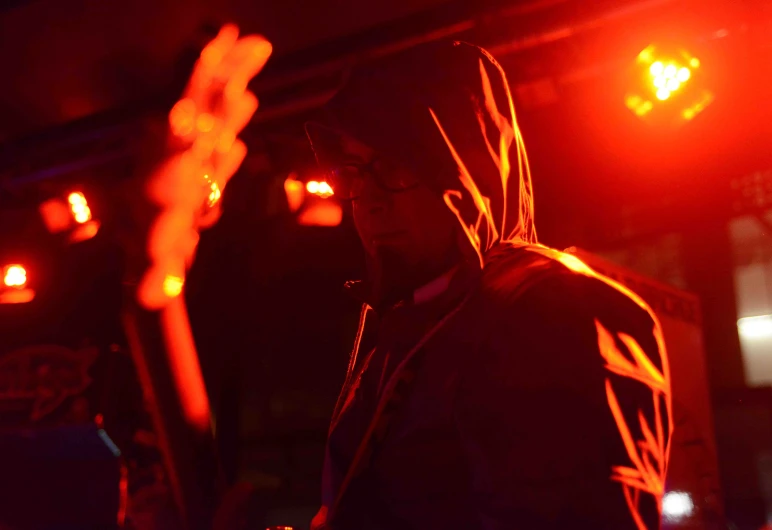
[137,24,271,310]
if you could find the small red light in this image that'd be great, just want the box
[1,264,34,303]
[68,191,92,224]
[3,264,26,288]
[306,180,334,198]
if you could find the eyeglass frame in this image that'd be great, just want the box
[326,156,421,201]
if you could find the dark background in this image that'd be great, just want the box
[0,0,771,527]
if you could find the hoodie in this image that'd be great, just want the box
[308,40,672,530]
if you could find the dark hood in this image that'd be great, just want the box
[308,40,537,267]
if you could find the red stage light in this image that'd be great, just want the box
[625,45,712,124]
[3,264,26,288]
[284,175,339,224]
[306,180,334,198]
[68,191,92,224]
[1,264,34,304]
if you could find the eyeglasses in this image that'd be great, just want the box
[327,157,420,201]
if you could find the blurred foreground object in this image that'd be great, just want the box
[137,23,271,311]
[39,190,101,244]
[121,23,272,530]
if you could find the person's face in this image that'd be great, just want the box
[335,134,459,282]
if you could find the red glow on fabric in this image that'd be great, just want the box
[540,247,672,527]
[430,52,536,269]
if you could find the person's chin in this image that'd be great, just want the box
[369,245,414,288]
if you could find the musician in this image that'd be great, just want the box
[304,40,673,530]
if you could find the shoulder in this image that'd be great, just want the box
[454,244,671,530]
[479,243,658,336]
[472,243,665,385]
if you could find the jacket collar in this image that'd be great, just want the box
[343,268,449,307]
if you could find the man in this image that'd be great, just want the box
[305,40,672,530]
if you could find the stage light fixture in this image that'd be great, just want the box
[306,180,334,199]
[1,264,35,304]
[40,191,101,244]
[3,264,26,288]
[283,174,340,226]
[625,44,713,124]
[68,191,92,224]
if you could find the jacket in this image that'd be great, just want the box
[309,40,672,530]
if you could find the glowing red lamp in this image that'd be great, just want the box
[1,264,35,304]
[39,191,100,243]
[625,45,713,124]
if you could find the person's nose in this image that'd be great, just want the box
[358,173,391,214]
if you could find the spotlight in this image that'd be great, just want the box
[625,44,713,124]
[68,192,92,224]
[40,191,100,243]
[284,175,340,226]
[3,264,26,288]
[306,180,334,199]
[1,264,35,304]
